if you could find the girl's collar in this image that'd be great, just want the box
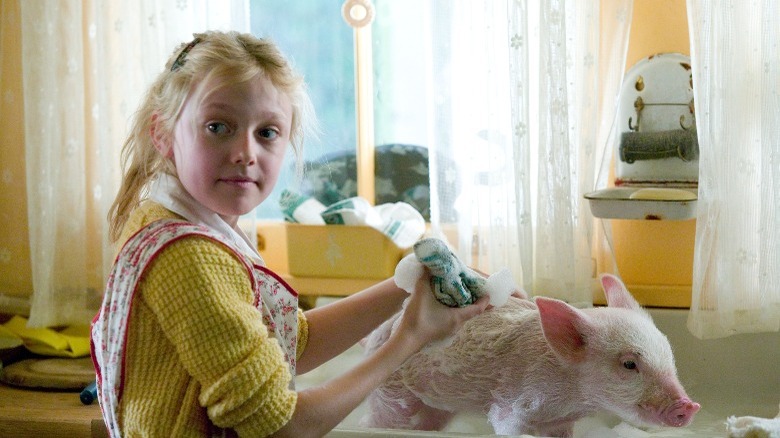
[149,173,264,264]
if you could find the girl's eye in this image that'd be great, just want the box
[258,128,279,140]
[623,360,637,370]
[207,122,230,135]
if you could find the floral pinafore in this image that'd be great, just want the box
[90,219,299,437]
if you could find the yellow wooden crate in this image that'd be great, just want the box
[284,224,403,279]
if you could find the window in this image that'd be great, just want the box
[250,0,434,220]
[250,1,356,218]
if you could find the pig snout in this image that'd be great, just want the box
[661,398,701,427]
[641,397,700,427]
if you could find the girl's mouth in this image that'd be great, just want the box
[220,177,257,187]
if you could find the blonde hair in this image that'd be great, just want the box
[108,30,316,242]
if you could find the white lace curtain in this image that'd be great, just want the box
[19,0,249,328]
[686,0,780,339]
[426,0,633,304]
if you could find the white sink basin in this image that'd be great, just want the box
[296,306,780,438]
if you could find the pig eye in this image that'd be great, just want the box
[623,360,637,370]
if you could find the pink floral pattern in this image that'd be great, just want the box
[256,267,300,371]
[91,219,298,437]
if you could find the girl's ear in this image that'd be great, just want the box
[150,113,173,158]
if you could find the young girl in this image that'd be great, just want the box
[91,30,488,438]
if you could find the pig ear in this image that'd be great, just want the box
[536,297,592,363]
[599,274,642,311]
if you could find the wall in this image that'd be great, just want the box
[625,0,689,68]
[605,0,696,308]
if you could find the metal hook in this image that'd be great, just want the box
[680,98,695,130]
[628,117,639,132]
[679,114,694,130]
[628,97,644,132]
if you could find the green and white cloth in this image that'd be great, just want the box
[394,238,518,308]
[279,189,327,224]
[280,190,426,249]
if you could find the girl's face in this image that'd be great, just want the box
[168,74,293,227]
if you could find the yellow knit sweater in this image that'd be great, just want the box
[113,201,307,437]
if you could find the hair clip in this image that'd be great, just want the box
[170,37,202,72]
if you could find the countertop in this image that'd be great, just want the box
[0,381,106,437]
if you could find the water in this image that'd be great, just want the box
[295,305,780,438]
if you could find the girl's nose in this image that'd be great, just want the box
[232,134,256,165]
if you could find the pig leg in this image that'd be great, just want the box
[488,402,575,438]
[488,403,530,436]
[362,377,424,429]
[362,376,454,430]
[412,403,455,431]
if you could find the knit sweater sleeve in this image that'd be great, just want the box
[296,308,308,361]
[141,234,296,436]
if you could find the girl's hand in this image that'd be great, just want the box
[395,271,490,349]
[272,272,488,438]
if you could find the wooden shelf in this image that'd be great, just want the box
[280,274,383,297]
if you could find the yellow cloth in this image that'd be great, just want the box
[2,315,90,357]
[0,323,24,350]
[111,201,307,437]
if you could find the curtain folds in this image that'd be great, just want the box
[427,0,633,304]
[21,0,779,339]
[686,0,780,339]
[19,0,249,328]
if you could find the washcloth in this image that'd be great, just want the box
[727,403,780,438]
[279,189,326,224]
[0,324,23,350]
[373,202,427,249]
[320,197,384,228]
[394,237,519,308]
[2,315,90,358]
[281,190,426,249]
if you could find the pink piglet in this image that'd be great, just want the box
[361,273,700,437]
